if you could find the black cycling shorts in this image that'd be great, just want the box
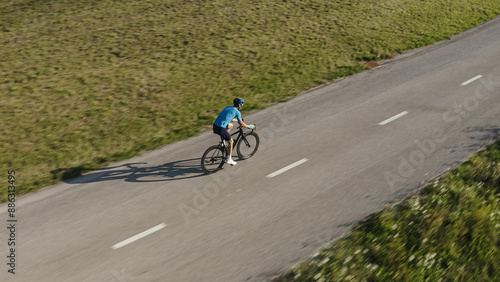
[213,124,231,141]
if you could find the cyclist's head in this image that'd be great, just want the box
[233,97,244,107]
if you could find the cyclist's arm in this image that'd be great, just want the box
[238,120,251,128]
[231,117,247,127]
[233,112,251,128]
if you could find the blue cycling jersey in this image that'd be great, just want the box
[214,106,242,128]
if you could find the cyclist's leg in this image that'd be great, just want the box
[225,124,234,157]
[221,126,234,159]
[214,124,234,159]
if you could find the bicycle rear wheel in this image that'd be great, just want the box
[236,132,259,159]
[201,145,225,174]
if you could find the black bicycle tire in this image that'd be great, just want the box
[201,145,225,174]
[236,132,260,159]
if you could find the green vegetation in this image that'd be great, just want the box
[1,0,500,201]
[274,140,500,281]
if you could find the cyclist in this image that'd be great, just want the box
[213,98,254,165]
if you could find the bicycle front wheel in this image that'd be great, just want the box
[236,132,259,159]
[201,145,225,174]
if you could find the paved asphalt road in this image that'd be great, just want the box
[2,16,500,282]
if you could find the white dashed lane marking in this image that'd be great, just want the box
[111,223,167,250]
[461,75,482,86]
[266,158,309,178]
[378,111,408,125]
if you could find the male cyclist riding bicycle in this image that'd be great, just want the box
[213,98,254,166]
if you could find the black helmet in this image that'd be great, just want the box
[233,97,244,107]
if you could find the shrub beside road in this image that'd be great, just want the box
[274,140,500,281]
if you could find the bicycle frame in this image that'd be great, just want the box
[229,126,255,149]
[216,126,254,152]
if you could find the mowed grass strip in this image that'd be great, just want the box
[1,0,500,201]
[273,140,500,281]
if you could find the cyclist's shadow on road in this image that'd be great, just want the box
[61,158,204,184]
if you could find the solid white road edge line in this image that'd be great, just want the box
[461,75,482,86]
[111,223,167,250]
[378,111,408,125]
[266,158,309,178]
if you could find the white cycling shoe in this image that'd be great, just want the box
[227,159,237,166]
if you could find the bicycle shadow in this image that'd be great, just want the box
[60,158,204,184]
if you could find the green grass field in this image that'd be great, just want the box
[273,139,500,281]
[1,0,500,201]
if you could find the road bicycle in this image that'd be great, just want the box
[201,124,259,174]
